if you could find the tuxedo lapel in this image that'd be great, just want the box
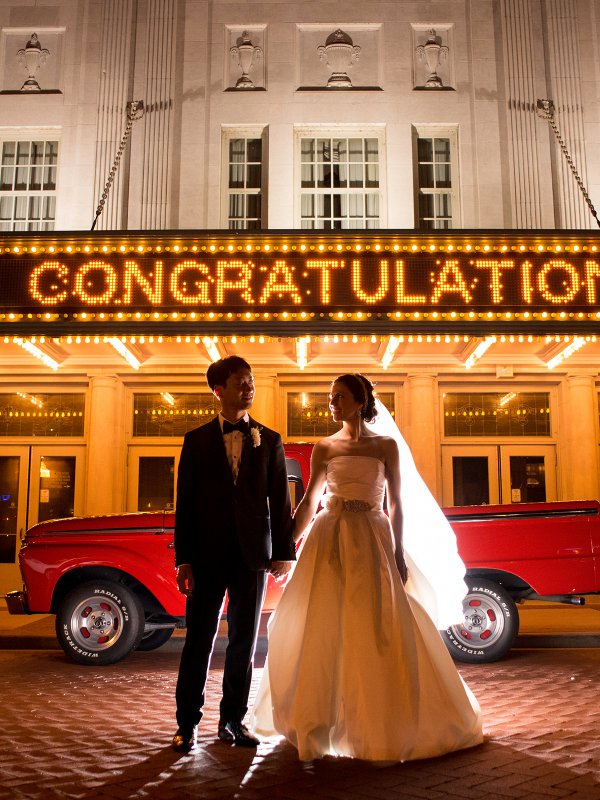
[208,416,234,485]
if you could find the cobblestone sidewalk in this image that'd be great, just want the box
[1,646,600,800]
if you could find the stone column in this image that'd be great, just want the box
[93,0,136,230]
[130,0,178,229]
[86,375,123,515]
[563,374,599,500]
[406,374,440,500]
[499,0,552,227]
[543,0,590,228]
[252,374,278,431]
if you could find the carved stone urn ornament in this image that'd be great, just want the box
[317,29,361,88]
[17,33,50,91]
[230,31,262,89]
[416,29,448,88]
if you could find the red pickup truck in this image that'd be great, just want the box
[6,443,600,666]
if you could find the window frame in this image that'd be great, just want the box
[0,132,60,232]
[412,125,460,230]
[294,125,387,229]
[221,127,267,230]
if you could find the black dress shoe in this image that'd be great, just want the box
[172,726,196,752]
[217,720,259,748]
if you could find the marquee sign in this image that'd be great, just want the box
[1,231,599,333]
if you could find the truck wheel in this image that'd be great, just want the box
[136,627,175,651]
[443,578,519,663]
[55,580,144,665]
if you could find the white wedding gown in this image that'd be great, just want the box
[251,455,483,762]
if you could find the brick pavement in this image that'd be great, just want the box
[1,645,600,800]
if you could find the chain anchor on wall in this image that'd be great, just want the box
[535,99,600,229]
[91,100,145,231]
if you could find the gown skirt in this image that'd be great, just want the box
[250,456,483,762]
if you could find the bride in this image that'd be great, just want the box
[251,373,483,762]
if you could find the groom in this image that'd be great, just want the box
[172,356,295,752]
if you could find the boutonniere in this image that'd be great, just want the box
[249,425,262,447]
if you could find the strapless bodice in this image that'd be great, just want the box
[325,455,385,510]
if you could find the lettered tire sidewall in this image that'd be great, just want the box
[443,578,519,663]
[56,580,144,665]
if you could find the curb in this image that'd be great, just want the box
[1,633,597,653]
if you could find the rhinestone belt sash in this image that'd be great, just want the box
[342,499,372,512]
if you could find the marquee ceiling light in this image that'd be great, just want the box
[107,337,141,369]
[464,336,497,369]
[296,336,311,370]
[14,338,59,370]
[202,336,221,362]
[381,335,401,369]
[545,337,587,369]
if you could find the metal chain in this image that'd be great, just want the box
[535,99,600,228]
[91,100,145,231]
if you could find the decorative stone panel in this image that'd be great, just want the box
[0,28,64,93]
[411,24,454,90]
[296,24,382,90]
[226,27,266,90]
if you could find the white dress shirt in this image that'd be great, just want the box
[219,413,249,481]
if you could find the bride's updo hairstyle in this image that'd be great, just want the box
[334,373,378,423]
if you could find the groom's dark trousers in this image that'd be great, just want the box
[174,417,295,729]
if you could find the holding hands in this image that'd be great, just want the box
[176,564,195,597]
[270,560,292,581]
[395,550,408,585]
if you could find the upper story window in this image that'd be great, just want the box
[0,139,58,231]
[298,131,383,229]
[443,392,551,437]
[223,131,264,229]
[133,393,219,437]
[0,393,84,437]
[286,390,395,439]
[413,127,459,229]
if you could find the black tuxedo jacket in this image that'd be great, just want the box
[174,416,296,571]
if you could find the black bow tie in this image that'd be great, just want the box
[222,419,249,435]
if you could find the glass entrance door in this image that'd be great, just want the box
[127,446,181,512]
[442,445,556,506]
[499,445,556,505]
[0,445,85,595]
[0,447,29,592]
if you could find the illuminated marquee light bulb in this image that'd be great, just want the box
[202,336,221,362]
[464,336,496,369]
[295,336,311,370]
[14,338,59,370]
[546,337,587,370]
[107,337,141,369]
[381,335,401,369]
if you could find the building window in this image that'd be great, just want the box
[414,128,458,229]
[443,393,551,437]
[0,393,84,437]
[224,134,264,230]
[299,134,381,229]
[0,139,58,231]
[287,391,395,438]
[133,393,219,437]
